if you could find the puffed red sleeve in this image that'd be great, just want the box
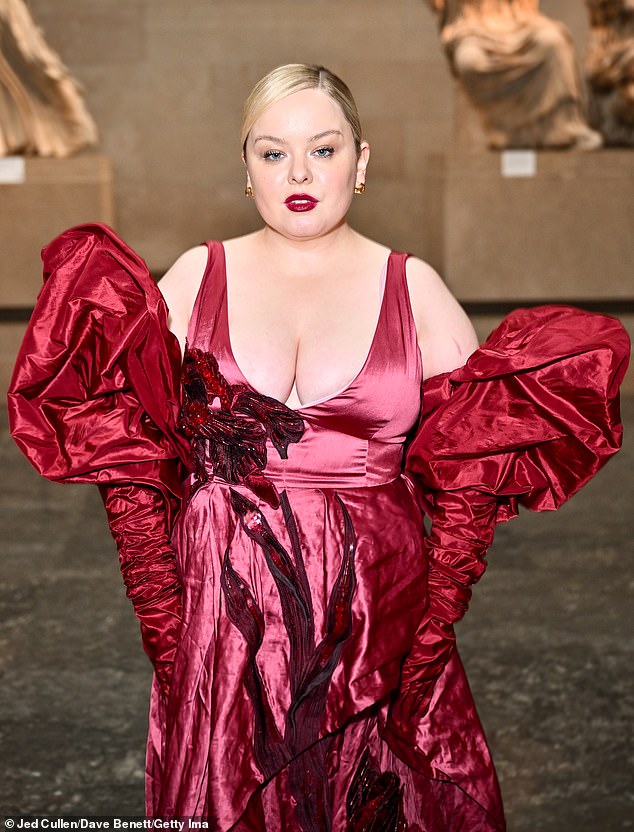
[7,223,190,693]
[391,305,630,734]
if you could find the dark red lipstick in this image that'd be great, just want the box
[284,194,318,212]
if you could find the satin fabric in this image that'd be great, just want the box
[7,224,630,831]
[7,225,189,692]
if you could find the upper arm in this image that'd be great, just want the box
[157,245,209,353]
[405,257,479,380]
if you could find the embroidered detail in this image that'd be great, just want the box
[220,546,289,779]
[179,347,304,507]
[347,749,407,831]
[221,489,358,832]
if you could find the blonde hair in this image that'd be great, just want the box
[241,63,363,156]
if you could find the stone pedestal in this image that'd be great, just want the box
[433,148,634,392]
[0,153,114,308]
[440,149,633,301]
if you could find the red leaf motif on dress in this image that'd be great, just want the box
[179,346,304,507]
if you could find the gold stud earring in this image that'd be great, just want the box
[244,184,253,198]
[354,182,366,194]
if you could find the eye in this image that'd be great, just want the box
[313,146,335,158]
[313,145,335,159]
[263,149,284,161]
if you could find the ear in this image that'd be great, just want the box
[355,141,370,187]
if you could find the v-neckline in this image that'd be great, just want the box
[218,242,394,412]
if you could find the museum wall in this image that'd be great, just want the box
[18,0,587,268]
[1,0,632,390]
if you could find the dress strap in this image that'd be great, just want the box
[187,241,224,348]
[381,252,421,377]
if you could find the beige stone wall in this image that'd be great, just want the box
[3,0,631,392]
[0,155,114,307]
[21,0,588,270]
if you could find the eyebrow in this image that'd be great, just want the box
[253,129,344,145]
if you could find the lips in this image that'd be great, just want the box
[284,194,318,212]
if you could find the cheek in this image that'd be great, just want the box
[320,161,357,193]
[251,169,282,202]
[335,169,357,203]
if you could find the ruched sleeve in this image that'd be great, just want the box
[390,305,630,736]
[7,223,190,693]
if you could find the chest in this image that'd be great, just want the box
[225,262,388,406]
[185,246,422,440]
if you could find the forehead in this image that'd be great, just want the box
[251,87,351,140]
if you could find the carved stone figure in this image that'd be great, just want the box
[425,0,602,149]
[0,0,98,157]
[585,0,634,146]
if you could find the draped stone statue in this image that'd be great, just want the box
[0,0,98,157]
[585,0,634,146]
[425,0,603,149]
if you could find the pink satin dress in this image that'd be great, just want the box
[8,225,629,832]
[150,243,486,827]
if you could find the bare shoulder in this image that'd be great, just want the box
[222,229,260,247]
[157,244,209,349]
[158,244,209,303]
[405,256,479,379]
[351,230,391,264]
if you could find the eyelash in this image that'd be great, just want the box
[262,146,335,161]
[263,150,283,161]
[314,146,335,157]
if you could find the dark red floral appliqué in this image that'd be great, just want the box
[179,346,304,507]
[221,489,359,832]
[347,749,407,831]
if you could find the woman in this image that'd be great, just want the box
[8,64,629,830]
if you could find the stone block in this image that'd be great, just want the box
[441,150,634,301]
[348,177,434,260]
[30,0,147,66]
[0,153,114,307]
[363,116,407,180]
[146,1,408,67]
[339,60,434,123]
[0,322,26,396]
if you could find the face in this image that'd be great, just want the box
[244,87,369,242]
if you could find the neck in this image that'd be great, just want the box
[257,221,358,263]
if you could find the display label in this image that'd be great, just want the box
[501,150,537,178]
[0,156,26,184]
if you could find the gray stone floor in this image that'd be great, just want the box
[1,399,633,829]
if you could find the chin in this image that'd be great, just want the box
[279,210,348,240]
[265,216,323,240]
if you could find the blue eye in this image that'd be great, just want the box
[263,150,284,160]
[314,146,334,157]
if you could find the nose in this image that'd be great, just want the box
[288,155,312,185]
